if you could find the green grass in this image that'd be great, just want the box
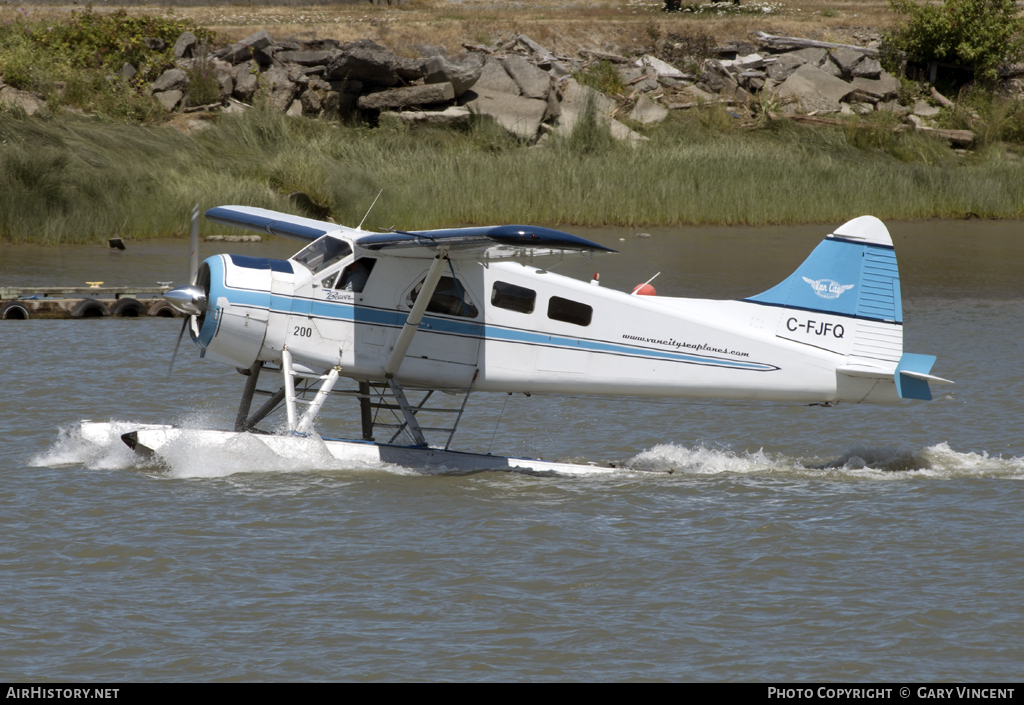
[2,106,1023,244]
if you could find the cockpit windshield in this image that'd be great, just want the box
[293,236,352,275]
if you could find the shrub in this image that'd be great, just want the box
[573,60,627,98]
[885,0,1024,83]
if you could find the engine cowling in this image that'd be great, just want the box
[192,254,284,369]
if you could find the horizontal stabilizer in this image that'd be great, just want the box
[895,353,953,401]
[206,206,337,242]
[356,225,616,254]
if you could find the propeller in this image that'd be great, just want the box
[163,284,208,379]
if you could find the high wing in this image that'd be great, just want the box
[356,225,616,255]
[205,206,347,242]
[204,206,615,256]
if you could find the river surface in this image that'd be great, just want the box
[1,220,1022,682]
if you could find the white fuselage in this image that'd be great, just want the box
[197,238,903,405]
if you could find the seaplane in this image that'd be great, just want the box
[83,206,952,474]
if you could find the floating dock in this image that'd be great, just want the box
[0,285,179,319]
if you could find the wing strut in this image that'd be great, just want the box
[383,251,449,378]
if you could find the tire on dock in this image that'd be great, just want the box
[147,301,177,317]
[70,298,110,318]
[0,301,30,320]
[110,298,148,317]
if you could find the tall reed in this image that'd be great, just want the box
[1,107,1022,244]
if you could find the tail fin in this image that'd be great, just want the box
[745,216,901,323]
[745,216,951,401]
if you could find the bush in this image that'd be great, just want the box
[0,9,214,122]
[885,0,1024,83]
[573,60,626,98]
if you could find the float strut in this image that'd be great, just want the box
[234,361,264,432]
[297,366,341,434]
[359,381,374,441]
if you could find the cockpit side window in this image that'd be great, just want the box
[293,236,352,275]
[408,276,479,318]
[336,258,377,293]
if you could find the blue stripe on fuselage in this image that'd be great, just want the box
[209,266,776,372]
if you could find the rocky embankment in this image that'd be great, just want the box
[3,26,1023,146]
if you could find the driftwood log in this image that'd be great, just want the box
[752,32,879,58]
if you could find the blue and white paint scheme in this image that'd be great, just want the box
[123,208,952,472]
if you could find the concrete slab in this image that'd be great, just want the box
[774,63,854,113]
[461,87,548,140]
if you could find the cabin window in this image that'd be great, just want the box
[548,296,592,327]
[491,281,536,314]
[293,236,352,275]
[408,276,479,318]
[336,258,377,293]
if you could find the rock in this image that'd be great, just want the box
[635,55,686,79]
[819,59,844,79]
[286,99,303,117]
[677,84,719,103]
[358,82,456,110]
[301,88,322,115]
[628,94,668,124]
[502,55,550,100]
[474,56,520,95]
[155,89,183,112]
[617,66,645,83]
[173,31,197,60]
[774,63,854,113]
[461,87,549,140]
[240,30,273,52]
[120,63,137,80]
[766,52,809,82]
[143,38,166,51]
[276,50,337,67]
[732,53,766,71]
[286,65,310,86]
[849,72,900,101]
[218,44,249,65]
[851,57,882,80]
[151,68,189,93]
[219,32,275,64]
[829,48,867,77]
[308,76,332,92]
[0,86,45,115]
[386,105,474,126]
[216,73,234,100]
[850,102,874,115]
[876,99,909,114]
[739,72,766,92]
[845,89,879,105]
[233,71,259,102]
[260,67,297,111]
[789,47,829,67]
[913,100,940,118]
[325,39,408,87]
[231,61,258,81]
[423,53,483,98]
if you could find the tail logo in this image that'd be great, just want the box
[802,277,855,300]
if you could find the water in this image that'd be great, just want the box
[2,220,1023,681]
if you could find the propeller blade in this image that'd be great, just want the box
[167,317,189,380]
